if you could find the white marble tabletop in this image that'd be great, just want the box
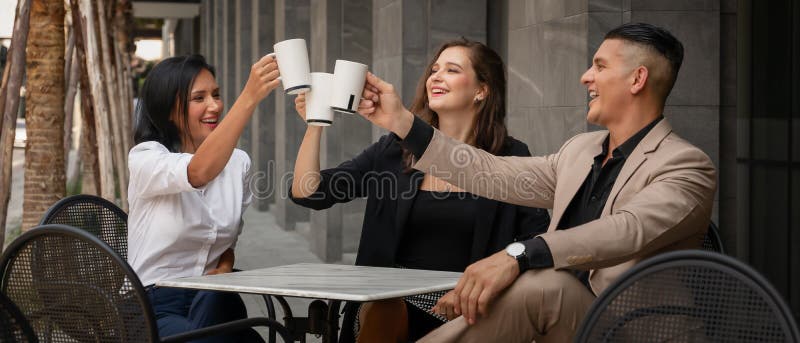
[156,263,463,302]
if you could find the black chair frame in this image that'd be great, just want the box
[0,291,38,343]
[575,250,800,343]
[0,224,293,343]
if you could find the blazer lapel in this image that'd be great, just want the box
[394,171,424,237]
[549,134,605,231]
[589,120,673,283]
[469,197,499,262]
[601,119,673,215]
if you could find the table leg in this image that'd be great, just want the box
[324,300,341,343]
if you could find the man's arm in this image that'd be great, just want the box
[541,147,717,270]
[358,72,561,209]
[407,125,559,209]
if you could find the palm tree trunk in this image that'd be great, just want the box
[70,0,100,196]
[22,0,66,231]
[64,28,76,158]
[114,0,134,154]
[0,0,31,246]
[78,0,115,202]
[96,0,128,209]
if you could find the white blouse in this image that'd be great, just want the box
[127,141,252,287]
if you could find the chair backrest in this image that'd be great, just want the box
[0,291,38,343]
[702,221,725,254]
[575,250,800,343]
[0,224,159,342]
[40,194,128,259]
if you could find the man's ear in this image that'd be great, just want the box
[631,65,648,95]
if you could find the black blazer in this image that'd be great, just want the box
[289,134,551,268]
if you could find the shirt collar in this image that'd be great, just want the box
[600,115,664,159]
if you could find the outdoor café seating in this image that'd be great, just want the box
[39,194,129,259]
[0,224,293,343]
[575,250,800,342]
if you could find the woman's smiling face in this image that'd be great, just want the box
[426,46,485,114]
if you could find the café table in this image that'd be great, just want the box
[156,263,462,343]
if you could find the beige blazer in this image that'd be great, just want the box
[413,119,717,295]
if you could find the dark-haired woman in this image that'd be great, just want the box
[127,54,279,342]
[289,39,550,342]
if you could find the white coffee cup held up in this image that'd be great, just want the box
[271,39,311,94]
[305,73,335,126]
[330,60,368,113]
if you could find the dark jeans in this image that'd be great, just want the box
[147,287,264,343]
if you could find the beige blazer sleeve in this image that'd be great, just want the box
[413,129,581,209]
[540,141,717,271]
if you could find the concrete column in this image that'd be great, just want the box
[173,18,197,56]
[251,0,277,211]
[371,0,487,141]
[225,1,236,114]
[202,0,212,58]
[162,19,177,57]
[307,0,373,262]
[236,0,253,155]
[273,0,311,231]
[214,0,223,88]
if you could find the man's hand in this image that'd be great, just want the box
[431,290,460,320]
[357,72,415,138]
[453,250,521,325]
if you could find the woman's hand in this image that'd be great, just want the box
[357,72,415,138]
[206,249,235,275]
[241,54,281,105]
[431,290,460,320]
[294,93,307,121]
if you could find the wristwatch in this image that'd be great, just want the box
[505,242,529,271]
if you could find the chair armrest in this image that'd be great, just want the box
[160,317,292,343]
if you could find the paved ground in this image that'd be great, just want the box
[5,146,334,342]
[237,207,328,342]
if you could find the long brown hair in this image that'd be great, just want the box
[403,38,509,170]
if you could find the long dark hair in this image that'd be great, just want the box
[403,38,509,170]
[133,54,216,152]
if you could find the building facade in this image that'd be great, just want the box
[162,0,798,319]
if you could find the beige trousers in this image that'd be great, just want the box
[418,268,595,343]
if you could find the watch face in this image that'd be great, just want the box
[506,242,525,257]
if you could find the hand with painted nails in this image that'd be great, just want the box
[357,72,415,138]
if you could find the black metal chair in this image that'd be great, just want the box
[0,224,293,342]
[0,291,38,343]
[39,195,293,342]
[702,221,725,254]
[575,250,800,342]
[40,194,129,259]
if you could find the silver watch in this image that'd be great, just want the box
[506,242,528,271]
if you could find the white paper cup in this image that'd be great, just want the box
[272,39,311,94]
[330,60,368,113]
[305,73,335,126]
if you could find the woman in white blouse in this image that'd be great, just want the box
[127,54,278,342]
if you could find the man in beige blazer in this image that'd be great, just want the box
[357,23,717,342]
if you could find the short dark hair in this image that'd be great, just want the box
[605,22,684,96]
[133,54,215,152]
